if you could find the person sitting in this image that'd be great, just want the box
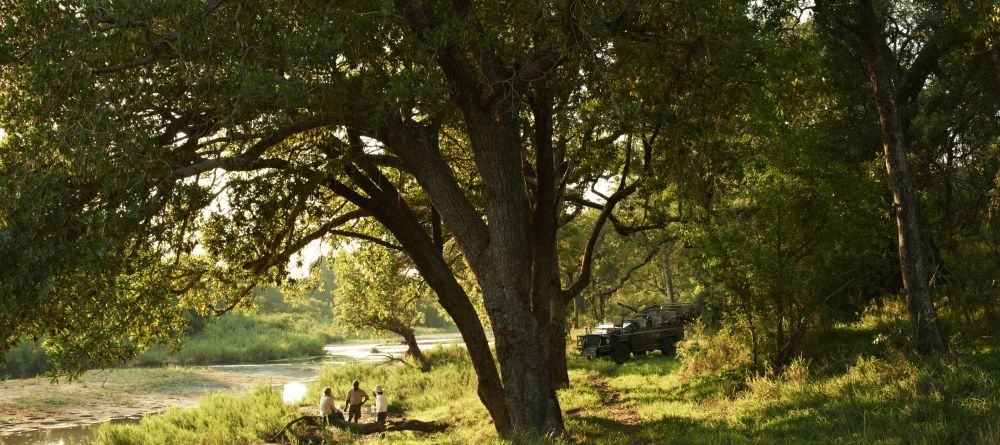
[374,385,389,426]
[319,387,344,423]
[345,380,369,423]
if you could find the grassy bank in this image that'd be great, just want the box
[134,313,336,367]
[93,308,1000,444]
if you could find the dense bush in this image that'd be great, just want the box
[0,336,51,378]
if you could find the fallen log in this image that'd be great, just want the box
[268,415,447,442]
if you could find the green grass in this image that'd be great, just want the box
[134,312,337,367]
[94,308,1000,445]
[95,382,291,445]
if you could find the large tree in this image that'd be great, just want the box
[0,0,750,436]
[812,0,997,355]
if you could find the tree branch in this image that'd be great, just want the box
[168,116,330,179]
[91,0,226,74]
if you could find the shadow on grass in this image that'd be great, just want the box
[564,338,1000,445]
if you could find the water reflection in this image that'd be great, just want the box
[0,416,139,445]
[282,381,309,404]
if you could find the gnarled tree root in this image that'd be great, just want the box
[269,415,447,442]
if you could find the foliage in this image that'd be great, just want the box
[2,0,998,435]
[95,382,291,445]
[0,336,53,379]
[331,243,428,338]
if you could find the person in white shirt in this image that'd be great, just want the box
[374,385,389,425]
[319,387,343,423]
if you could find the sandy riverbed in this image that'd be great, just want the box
[0,333,475,444]
[0,364,321,439]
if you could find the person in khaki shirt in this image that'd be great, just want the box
[344,380,369,422]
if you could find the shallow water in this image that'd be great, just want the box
[0,417,139,445]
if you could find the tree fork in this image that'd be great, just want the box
[321,174,513,435]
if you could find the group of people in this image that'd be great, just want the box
[319,380,389,425]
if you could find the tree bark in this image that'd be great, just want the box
[856,0,949,355]
[323,169,513,435]
[530,95,570,389]
[400,328,429,372]
[662,245,676,304]
[466,106,565,435]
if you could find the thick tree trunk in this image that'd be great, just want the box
[857,0,949,355]
[379,8,565,431]
[468,108,564,436]
[544,303,570,389]
[387,223,513,433]
[329,165,513,435]
[400,328,429,371]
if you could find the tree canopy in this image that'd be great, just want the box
[2,0,998,438]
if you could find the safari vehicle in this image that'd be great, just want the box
[576,303,698,364]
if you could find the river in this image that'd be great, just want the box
[0,333,475,445]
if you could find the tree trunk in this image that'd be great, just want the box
[857,0,949,356]
[331,165,513,435]
[530,95,570,390]
[574,294,582,329]
[467,107,564,435]
[545,301,570,389]
[662,246,676,304]
[400,329,429,372]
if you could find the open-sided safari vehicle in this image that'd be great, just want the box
[576,303,698,364]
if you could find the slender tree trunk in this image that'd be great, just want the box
[747,312,760,373]
[574,294,582,329]
[529,96,570,389]
[662,246,676,304]
[857,0,948,355]
[400,329,429,371]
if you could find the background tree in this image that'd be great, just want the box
[331,243,432,371]
[810,0,998,355]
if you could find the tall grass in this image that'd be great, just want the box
[95,383,292,445]
[135,313,336,367]
[95,304,1000,445]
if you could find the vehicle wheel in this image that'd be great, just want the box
[611,343,631,364]
[660,338,677,357]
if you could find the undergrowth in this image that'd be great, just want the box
[93,304,1000,444]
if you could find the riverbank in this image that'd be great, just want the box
[0,364,320,439]
[0,332,472,444]
[90,325,1000,444]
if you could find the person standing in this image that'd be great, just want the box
[344,380,369,423]
[374,385,388,426]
